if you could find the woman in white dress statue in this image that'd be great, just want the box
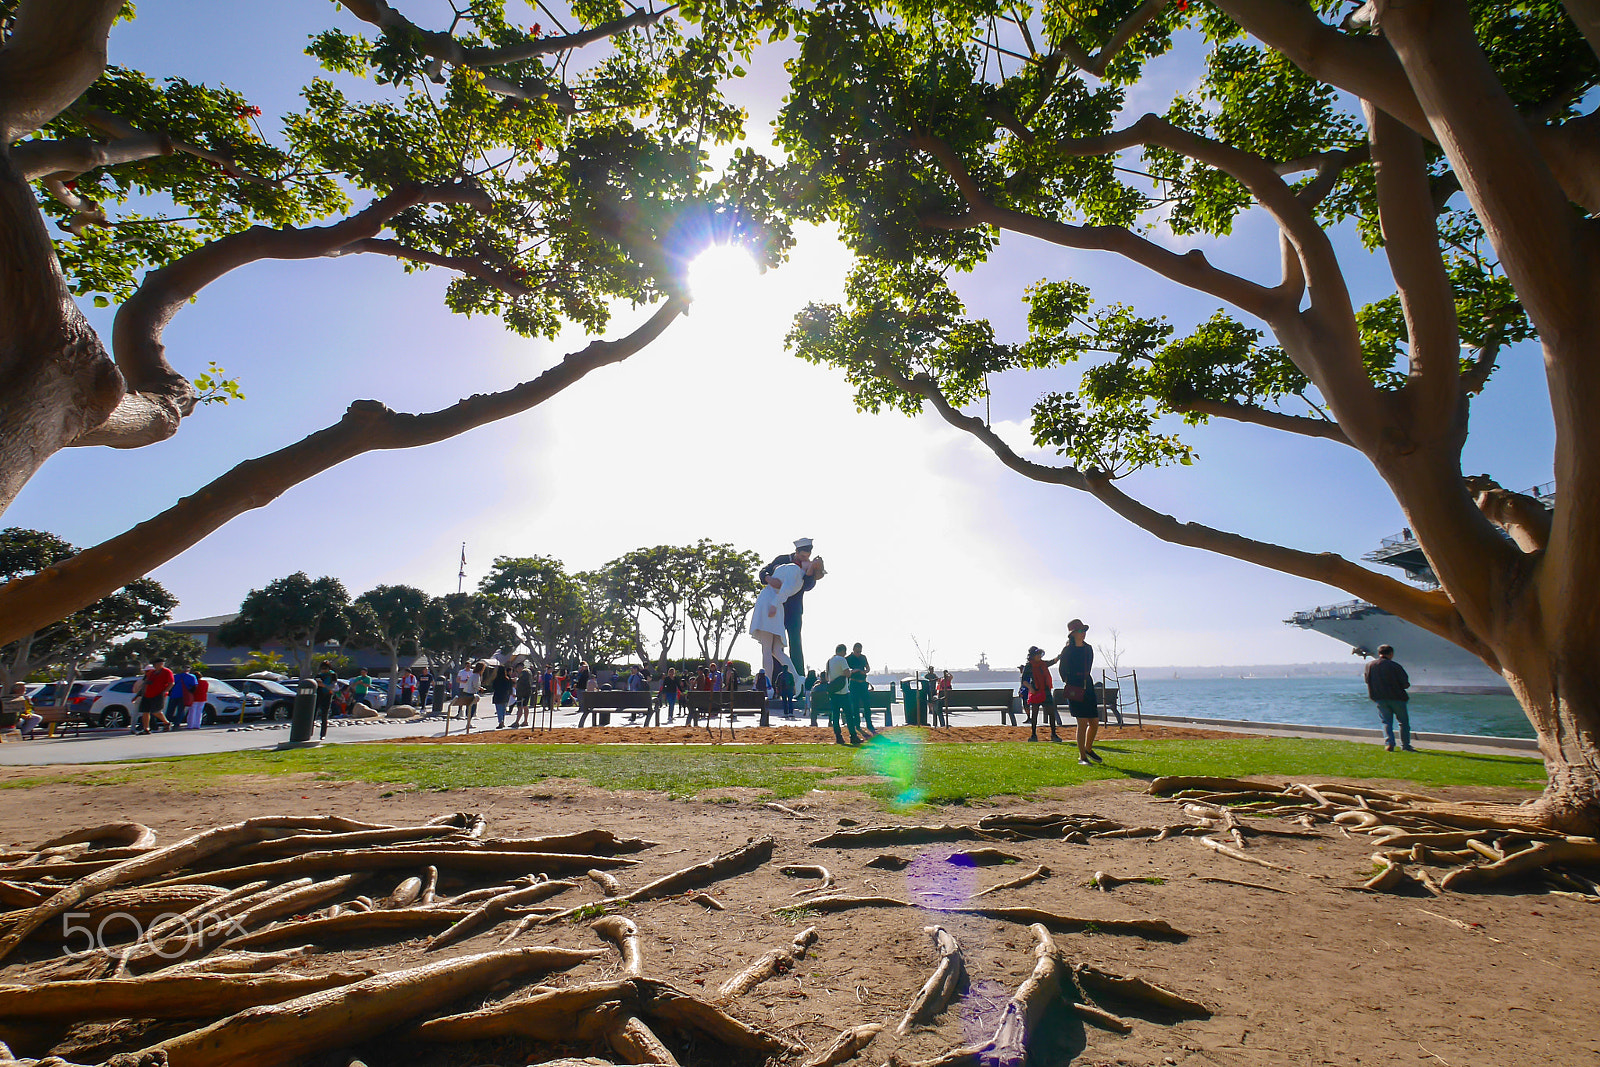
[750,557,823,683]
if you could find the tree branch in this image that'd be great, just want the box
[1052,0,1169,79]
[0,298,687,646]
[1170,398,1352,445]
[1365,102,1461,428]
[910,133,1283,320]
[1382,3,1590,355]
[1460,331,1504,396]
[887,360,1484,659]
[76,109,280,186]
[341,238,536,298]
[0,0,123,142]
[1562,0,1600,65]
[1463,475,1553,554]
[71,183,489,449]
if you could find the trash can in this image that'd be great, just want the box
[899,680,921,726]
[288,677,317,744]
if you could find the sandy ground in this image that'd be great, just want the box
[0,764,1594,1066]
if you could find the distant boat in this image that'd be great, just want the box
[1286,486,1555,695]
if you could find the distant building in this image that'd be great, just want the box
[161,614,416,673]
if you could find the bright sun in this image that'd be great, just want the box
[686,243,762,312]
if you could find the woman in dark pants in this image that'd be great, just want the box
[1060,619,1100,764]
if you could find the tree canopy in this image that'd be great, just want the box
[778,0,1600,831]
[0,0,794,644]
[217,571,351,678]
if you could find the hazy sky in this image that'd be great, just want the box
[5,2,1557,670]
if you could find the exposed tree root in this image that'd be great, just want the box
[1440,839,1600,891]
[591,915,644,975]
[1147,776,1287,796]
[36,823,158,851]
[605,1013,679,1066]
[415,980,633,1043]
[688,892,724,910]
[151,848,639,888]
[800,896,1188,939]
[800,1023,882,1067]
[1363,857,1414,893]
[140,947,603,1067]
[0,817,389,965]
[808,825,1004,848]
[987,923,1068,1067]
[474,831,655,854]
[222,825,469,862]
[764,802,816,820]
[897,926,966,1035]
[537,836,775,925]
[779,864,835,896]
[1072,963,1212,1017]
[150,946,323,977]
[224,906,475,949]
[715,926,817,1002]
[942,849,1027,866]
[0,970,374,1020]
[0,881,45,908]
[634,978,801,1053]
[974,865,1049,897]
[1198,876,1288,894]
[1069,1001,1132,1033]
[428,879,577,950]
[1198,835,1295,874]
[977,812,1124,837]
[588,869,625,897]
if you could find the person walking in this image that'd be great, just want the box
[314,661,339,724]
[491,663,515,729]
[574,662,596,727]
[169,664,198,729]
[1024,646,1063,743]
[135,657,175,734]
[777,665,796,718]
[1365,644,1415,752]
[514,663,533,728]
[456,661,483,723]
[1059,620,1100,763]
[824,644,858,745]
[934,670,953,727]
[186,673,209,730]
[401,669,417,708]
[846,642,874,734]
[659,667,682,724]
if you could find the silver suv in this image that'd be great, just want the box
[85,676,261,728]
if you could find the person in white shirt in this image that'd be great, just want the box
[749,557,823,687]
[823,642,858,746]
[456,663,482,721]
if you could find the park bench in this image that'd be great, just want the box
[1051,685,1126,725]
[681,690,769,738]
[34,707,79,737]
[808,687,895,729]
[575,690,653,728]
[941,687,1021,725]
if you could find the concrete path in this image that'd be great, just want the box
[0,699,1538,766]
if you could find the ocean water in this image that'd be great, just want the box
[913,675,1533,738]
[1092,675,1534,739]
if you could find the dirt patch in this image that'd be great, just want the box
[380,723,1250,745]
[0,773,1592,1065]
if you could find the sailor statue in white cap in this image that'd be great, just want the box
[757,538,824,680]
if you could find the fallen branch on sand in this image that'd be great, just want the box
[716,926,817,1002]
[974,865,1050,897]
[535,837,775,926]
[801,1023,882,1067]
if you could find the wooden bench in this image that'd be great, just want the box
[1051,686,1123,724]
[681,690,769,736]
[808,687,895,728]
[576,690,653,727]
[942,687,1021,725]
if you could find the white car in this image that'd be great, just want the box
[85,676,261,728]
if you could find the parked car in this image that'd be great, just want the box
[84,676,261,728]
[340,678,388,710]
[27,680,93,709]
[229,678,296,721]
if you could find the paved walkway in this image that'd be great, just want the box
[0,700,1538,766]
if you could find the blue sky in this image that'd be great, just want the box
[4,1,1556,670]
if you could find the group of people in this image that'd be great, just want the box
[1019,619,1104,762]
[129,656,211,734]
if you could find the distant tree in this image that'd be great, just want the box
[104,630,206,676]
[479,557,584,665]
[347,584,429,689]
[417,593,515,677]
[682,539,761,661]
[310,651,352,677]
[567,570,637,669]
[1,527,176,692]
[217,572,349,679]
[601,546,700,674]
[232,649,292,677]
[0,0,793,645]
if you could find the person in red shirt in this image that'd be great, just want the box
[185,675,209,730]
[136,657,175,734]
[1025,646,1063,744]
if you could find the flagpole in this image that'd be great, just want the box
[457,542,466,595]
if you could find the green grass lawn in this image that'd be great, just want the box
[21,733,1546,806]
